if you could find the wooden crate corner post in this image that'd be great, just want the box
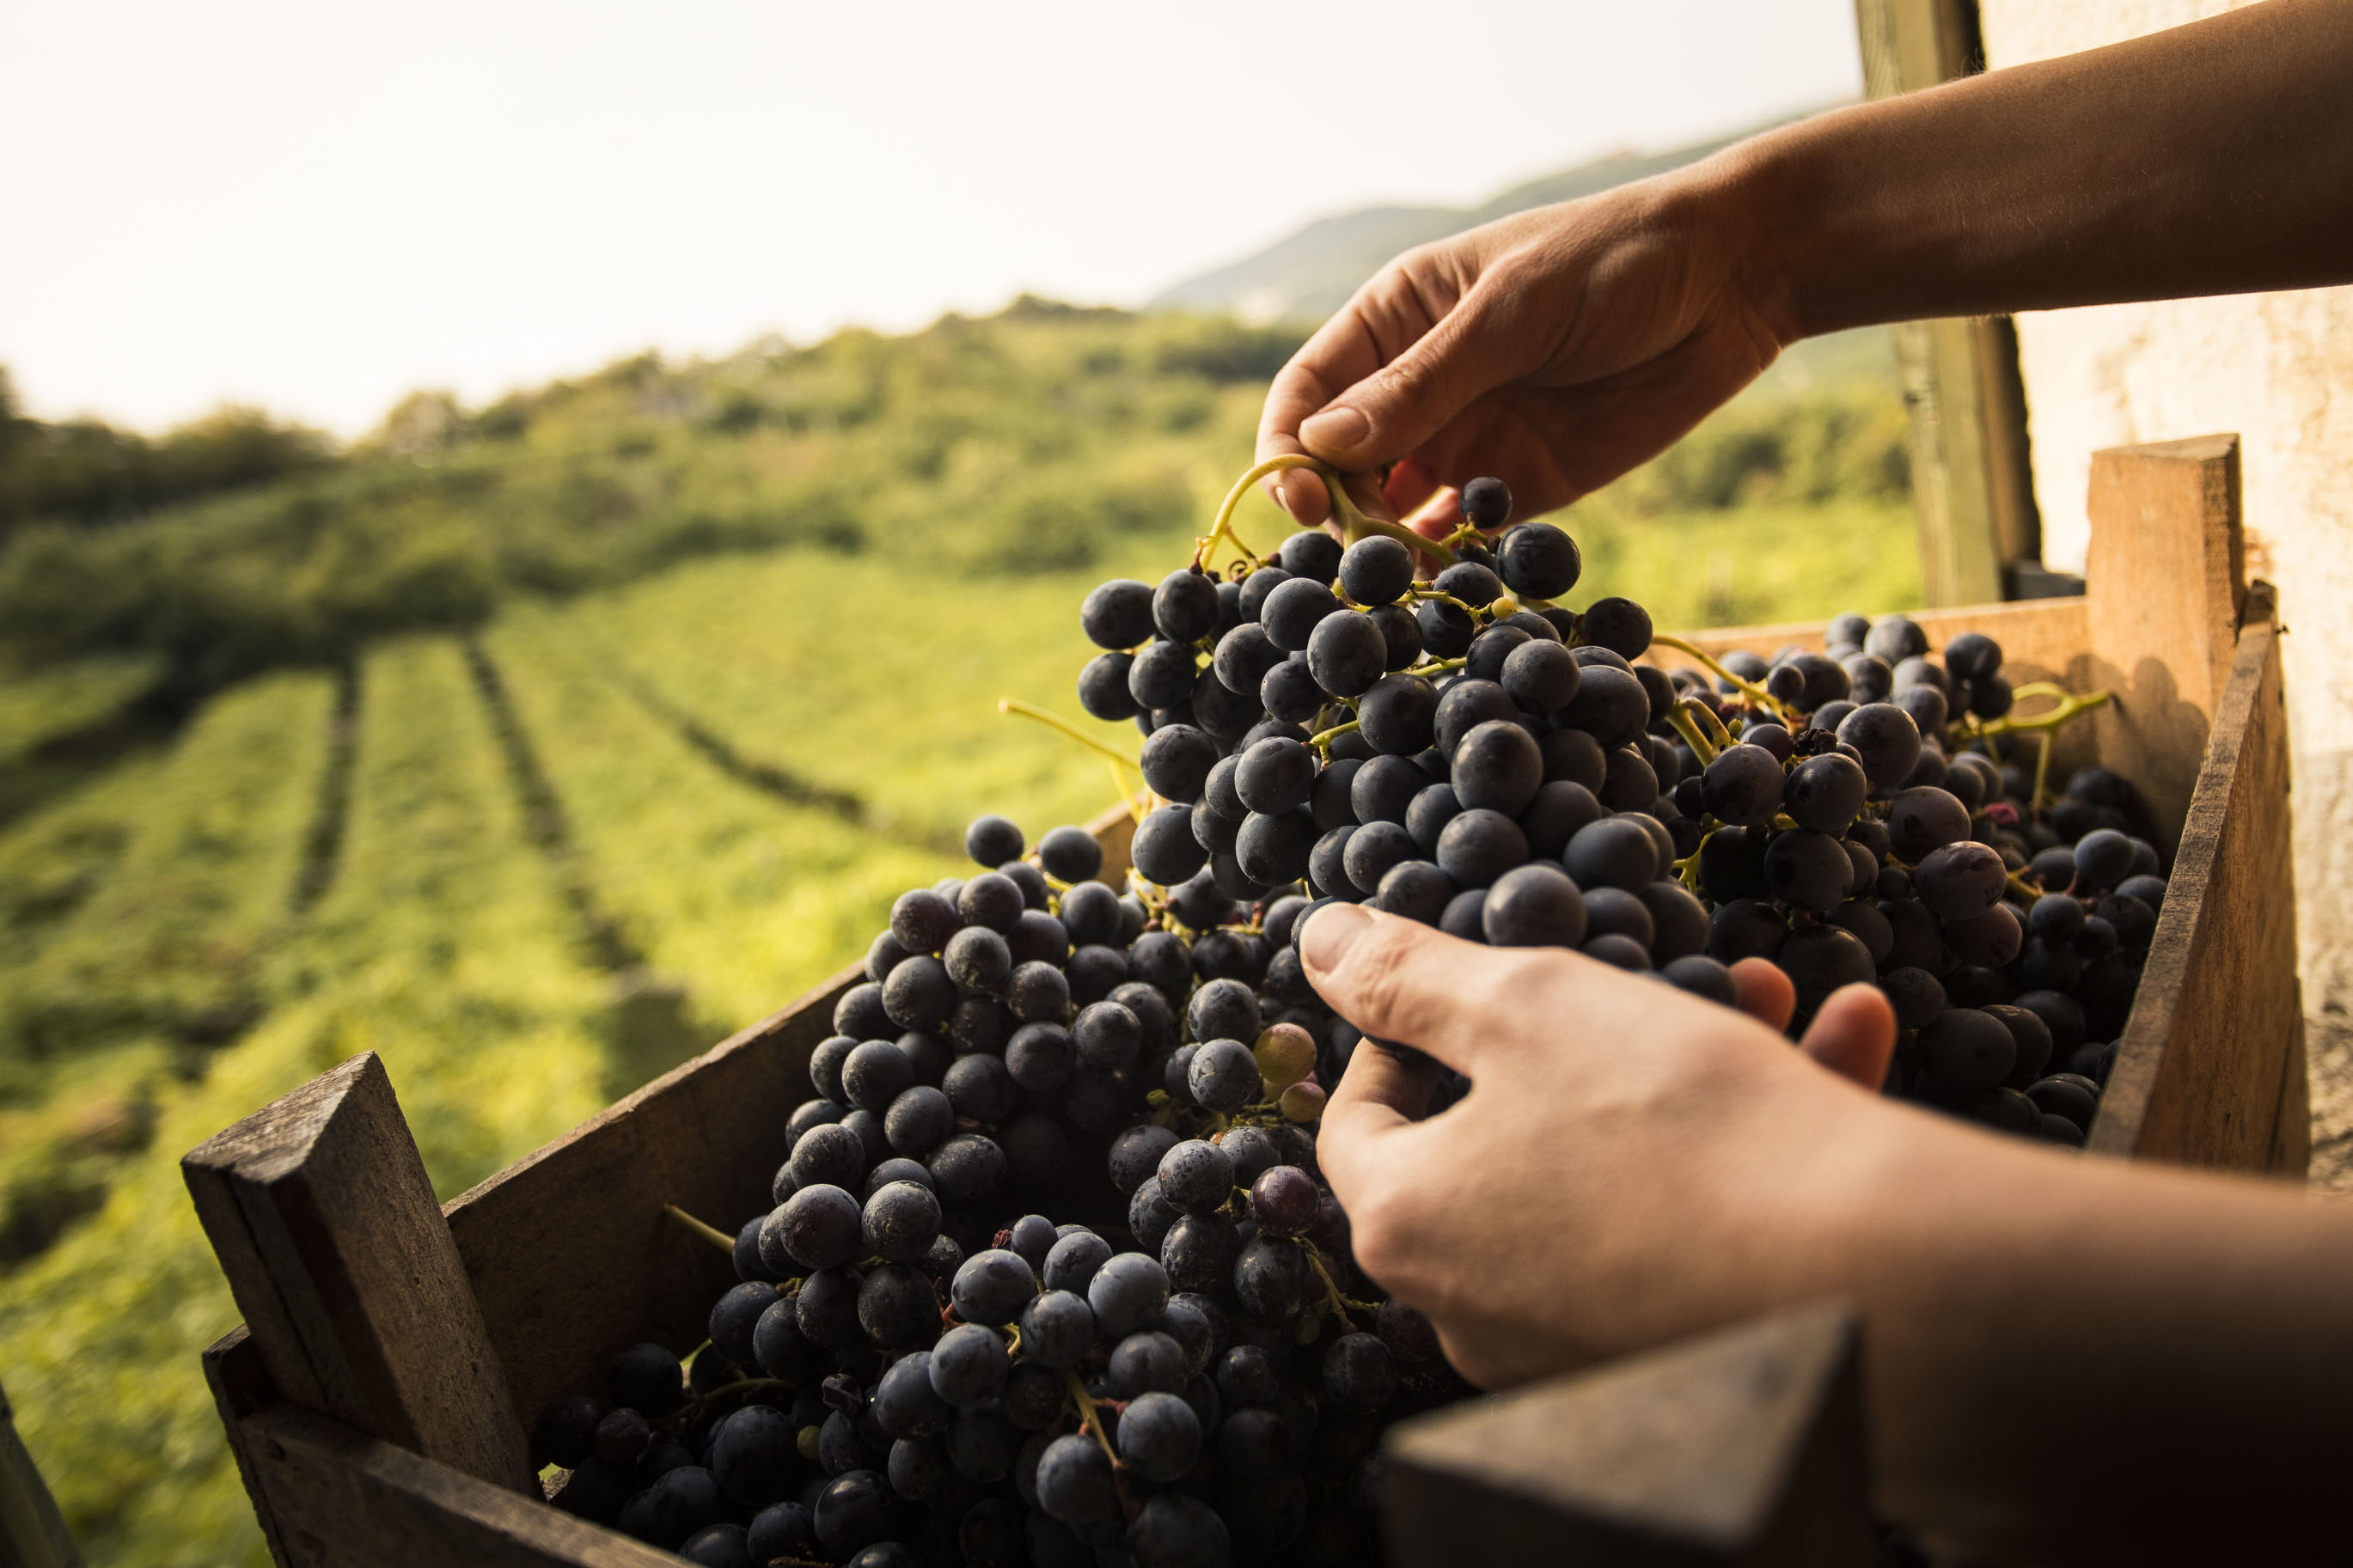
[2081,434,2307,1177]
[1380,1303,1874,1567]
[182,1051,538,1498]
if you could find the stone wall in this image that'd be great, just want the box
[1978,0,2353,1182]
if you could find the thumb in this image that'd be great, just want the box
[1298,288,1522,471]
[1798,982,1898,1090]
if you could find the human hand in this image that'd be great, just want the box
[1255,162,1791,532]
[1301,900,1900,1389]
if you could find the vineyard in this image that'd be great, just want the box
[0,305,1919,1566]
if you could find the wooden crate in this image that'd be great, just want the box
[185,437,2304,1567]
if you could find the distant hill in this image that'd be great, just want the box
[1146,111,1894,397]
[1152,121,1788,324]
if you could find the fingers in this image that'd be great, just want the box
[1381,458,1440,523]
[1320,1036,1439,1149]
[1314,1031,1441,1231]
[1296,281,1529,474]
[1300,903,1561,1074]
[1399,485,1462,541]
[1730,958,1795,1034]
[1799,983,1898,1090]
[1256,309,1391,525]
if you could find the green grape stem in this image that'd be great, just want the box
[1403,586,1482,619]
[1978,684,2113,738]
[1300,1240,1381,1333]
[1667,701,1722,766]
[664,1204,738,1257]
[1307,718,1361,753]
[1195,455,1456,574]
[1064,1370,1138,1514]
[998,698,1144,770]
[1647,633,1796,723]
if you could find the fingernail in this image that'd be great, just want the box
[1300,406,1369,453]
[1301,902,1371,974]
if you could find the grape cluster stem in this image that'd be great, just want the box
[1193,455,1458,576]
[664,1204,738,1257]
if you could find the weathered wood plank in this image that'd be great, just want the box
[1,1376,85,1568]
[1382,1303,1872,1568]
[181,1052,536,1494]
[2093,588,2305,1174]
[202,1327,294,1568]
[232,1403,673,1568]
[442,800,1142,1431]
[2086,434,2246,849]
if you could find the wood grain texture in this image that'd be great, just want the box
[202,1327,293,1568]
[2092,588,2306,1175]
[442,800,1141,1431]
[231,1404,675,1568]
[1383,1303,1872,1568]
[1,1376,85,1568]
[2086,435,2246,849]
[181,1052,535,1494]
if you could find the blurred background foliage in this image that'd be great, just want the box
[0,299,1916,1566]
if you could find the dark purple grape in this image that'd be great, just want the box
[1452,719,1544,815]
[1921,1007,2017,1091]
[1914,840,2008,920]
[1482,862,1586,947]
[1562,815,1659,892]
[1462,477,1515,531]
[1435,808,1528,889]
[1498,519,1582,599]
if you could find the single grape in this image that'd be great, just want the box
[1308,610,1389,698]
[1188,1038,1262,1112]
[1088,1252,1171,1339]
[1158,1139,1236,1214]
[1481,862,1586,947]
[1249,1164,1319,1238]
[1580,597,1653,658]
[1081,579,1157,650]
[862,1180,942,1263]
[1452,719,1544,815]
[1339,535,1416,606]
[1434,807,1528,889]
[1116,1393,1206,1488]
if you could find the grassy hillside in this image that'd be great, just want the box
[0,301,1916,1565]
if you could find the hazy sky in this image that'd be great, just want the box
[2,1,1862,436]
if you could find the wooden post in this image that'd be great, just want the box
[1,1379,84,1568]
[1854,0,2045,605]
[1381,1303,1873,1567]
[2085,435,2247,848]
[182,1052,537,1496]
[2092,582,2307,1176]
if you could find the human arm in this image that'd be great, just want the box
[1300,900,2353,1565]
[1258,0,2353,528]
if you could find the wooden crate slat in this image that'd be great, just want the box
[230,1403,676,1568]
[2,1376,86,1568]
[2086,435,2246,849]
[2092,589,2306,1174]
[181,1052,537,1495]
[442,802,1140,1426]
[1382,1303,1872,1567]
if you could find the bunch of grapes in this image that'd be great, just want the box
[1073,477,2149,1144]
[527,471,2160,1567]
[535,808,1439,1568]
